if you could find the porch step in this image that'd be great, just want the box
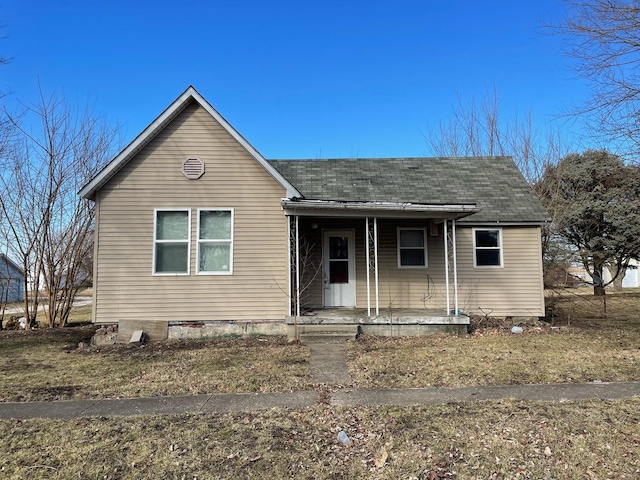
[297,324,359,344]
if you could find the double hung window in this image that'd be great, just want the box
[398,228,428,268]
[473,228,503,267]
[154,210,190,274]
[197,209,233,274]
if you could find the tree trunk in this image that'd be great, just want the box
[593,264,606,296]
[612,274,624,291]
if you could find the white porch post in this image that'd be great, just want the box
[374,217,379,315]
[295,215,300,317]
[287,215,292,316]
[452,218,459,315]
[444,219,450,315]
[366,217,371,317]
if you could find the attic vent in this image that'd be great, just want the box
[182,157,205,180]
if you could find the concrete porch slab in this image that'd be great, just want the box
[287,308,469,325]
[287,308,470,339]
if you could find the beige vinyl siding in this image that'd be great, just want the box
[366,219,448,311]
[455,226,545,317]
[93,101,289,324]
[297,219,544,317]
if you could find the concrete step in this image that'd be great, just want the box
[297,324,359,344]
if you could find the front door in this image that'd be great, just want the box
[323,230,356,307]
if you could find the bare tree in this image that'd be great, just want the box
[425,88,572,279]
[551,0,640,155]
[425,87,569,184]
[0,88,117,327]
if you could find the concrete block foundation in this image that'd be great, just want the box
[168,321,287,340]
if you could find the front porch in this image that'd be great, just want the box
[286,307,470,340]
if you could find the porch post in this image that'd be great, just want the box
[444,219,450,314]
[366,217,371,316]
[295,215,300,317]
[287,215,292,317]
[452,218,459,314]
[374,217,379,315]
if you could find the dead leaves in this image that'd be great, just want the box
[374,448,388,468]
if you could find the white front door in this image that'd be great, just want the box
[323,230,356,307]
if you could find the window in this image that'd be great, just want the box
[474,228,503,267]
[398,228,428,267]
[154,210,190,274]
[197,209,233,274]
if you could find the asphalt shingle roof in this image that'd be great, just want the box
[268,156,549,223]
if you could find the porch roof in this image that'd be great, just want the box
[281,198,478,219]
[269,156,550,224]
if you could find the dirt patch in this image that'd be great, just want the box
[18,385,84,401]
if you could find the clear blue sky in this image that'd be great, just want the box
[1,0,588,159]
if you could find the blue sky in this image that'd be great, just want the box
[1,0,588,159]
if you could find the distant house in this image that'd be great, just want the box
[0,254,24,303]
[621,260,640,288]
[79,87,549,341]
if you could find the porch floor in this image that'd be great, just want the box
[287,308,469,325]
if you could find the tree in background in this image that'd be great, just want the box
[538,150,640,295]
[0,89,117,327]
[424,87,569,184]
[425,88,571,281]
[553,0,640,155]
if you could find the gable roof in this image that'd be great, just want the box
[268,157,549,223]
[79,86,300,200]
[0,254,24,277]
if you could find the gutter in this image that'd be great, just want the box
[281,198,479,218]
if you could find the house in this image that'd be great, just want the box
[0,254,24,303]
[621,260,640,288]
[79,87,549,341]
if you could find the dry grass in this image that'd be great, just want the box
[2,290,640,402]
[65,303,93,324]
[347,291,640,389]
[1,399,639,479]
[0,332,311,402]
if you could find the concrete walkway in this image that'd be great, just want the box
[0,342,638,420]
[309,343,352,384]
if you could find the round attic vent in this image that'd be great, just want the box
[182,157,205,179]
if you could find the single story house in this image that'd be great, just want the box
[80,87,549,341]
[0,254,24,303]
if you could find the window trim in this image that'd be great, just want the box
[473,227,504,268]
[196,208,234,275]
[397,227,429,268]
[153,208,191,276]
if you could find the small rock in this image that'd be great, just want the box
[511,326,524,334]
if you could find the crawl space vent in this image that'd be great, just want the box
[182,157,205,179]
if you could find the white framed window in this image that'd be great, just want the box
[397,228,428,268]
[154,209,191,275]
[197,209,233,274]
[473,228,503,268]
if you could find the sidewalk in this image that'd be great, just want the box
[1,341,639,420]
[1,381,638,420]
